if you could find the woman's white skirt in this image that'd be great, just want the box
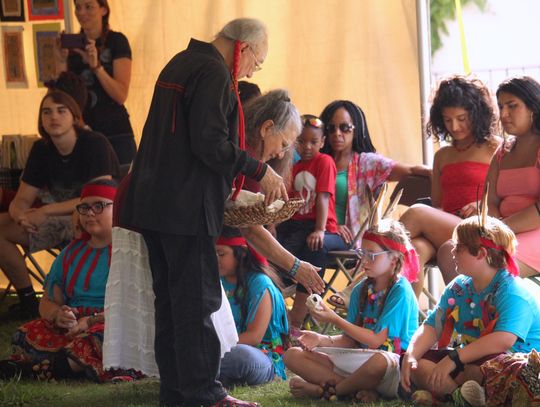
[103,227,238,377]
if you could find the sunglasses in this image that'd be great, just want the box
[76,201,113,215]
[325,123,355,134]
[301,116,324,129]
[357,249,389,263]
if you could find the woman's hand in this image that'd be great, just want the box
[456,201,478,218]
[308,301,339,325]
[427,355,455,392]
[298,331,323,351]
[294,260,324,294]
[23,208,47,230]
[306,230,324,251]
[53,305,78,329]
[337,224,353,245]
[400,353,418,393]
[73,39,99,69]
[259,166,288,205]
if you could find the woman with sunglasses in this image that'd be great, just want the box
[320,100,430,309]
[0,180,140,382]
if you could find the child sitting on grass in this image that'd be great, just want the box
[400,215,540,406]
[276,114,347,329]
[217,227,288,387]
[283,217,419,402]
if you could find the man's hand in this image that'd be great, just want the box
[294,261,324,294]
[259,166,288,205]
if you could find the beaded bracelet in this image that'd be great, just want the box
[289,257,301,278]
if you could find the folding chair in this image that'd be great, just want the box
[0,246,61,304]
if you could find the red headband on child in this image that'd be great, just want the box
[479,237,519,277]
[216,235,268,266]
[362,232,419,282]
[80,184,117,201]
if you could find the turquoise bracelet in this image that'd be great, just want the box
[289,257,301,278]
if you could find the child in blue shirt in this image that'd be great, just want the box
[401,215,540,406]
[283,218,419,402]
[216,227,289,387]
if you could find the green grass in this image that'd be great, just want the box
[0,294,408,407]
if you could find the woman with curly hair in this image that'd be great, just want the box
[400,76,500,293]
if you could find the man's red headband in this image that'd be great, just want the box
[80,184,117,201]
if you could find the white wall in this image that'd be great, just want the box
[431,0,540,89]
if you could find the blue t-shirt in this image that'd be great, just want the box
[45,239,110,309]
[347,276,419,352]
[425,269,540,353]
[221,272,289,379]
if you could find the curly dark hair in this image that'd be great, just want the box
[320,100,377,155]
[497,76,540,134]
[426,76,497,143]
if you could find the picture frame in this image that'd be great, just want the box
[27,0,63,21]
[32,22,60,86]
[0,0,25,22]
[2,26,28,87]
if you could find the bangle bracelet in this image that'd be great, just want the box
[535,202,540,217]
[289,257,301,278]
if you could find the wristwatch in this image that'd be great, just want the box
[448,349,465,373]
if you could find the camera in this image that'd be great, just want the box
[60,33,88,49]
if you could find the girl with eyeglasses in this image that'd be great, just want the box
[320,100,430,309]
[0,179,141,383]
[283,218,418,402]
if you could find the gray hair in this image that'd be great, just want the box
[216,18,267,50]
[244,89,301,147]
[244,89,301,182]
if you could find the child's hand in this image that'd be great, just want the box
[54,305,77,329]
[337,225,353,245]
[309,301,338,325]
[427,355,455,392]
[400,353,418,393]
[298,331,322,351]
[306,230,324,251]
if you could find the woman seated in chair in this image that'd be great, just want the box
[400,76,500,294]
[319,100,431,309]
[0,179,138,382]
[438,76,540,280]
[0,90,119,319]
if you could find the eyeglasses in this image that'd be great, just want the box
[248,46,263,72]
[357,249,389,263]
[301,116,324,129]
[325,123,355,134]
[76,201,113,215]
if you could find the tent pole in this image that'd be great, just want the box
[416,0,434,166]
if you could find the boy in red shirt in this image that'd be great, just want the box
[277,115,347,328]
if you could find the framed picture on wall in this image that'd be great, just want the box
[1,26,28,87]
[0,0,25,22]
[27,0,63,21]
[32,22,60,86]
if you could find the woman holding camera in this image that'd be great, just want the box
[57,0,136,165]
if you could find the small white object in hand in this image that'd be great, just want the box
[306,294,324,311]
[226,189,284,213]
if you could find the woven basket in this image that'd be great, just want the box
[223,197,304,227]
